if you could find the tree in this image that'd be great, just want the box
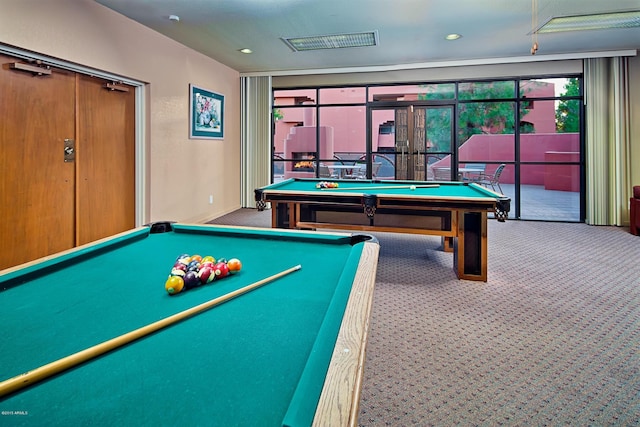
[459,82,522,145]
[556,78,580,132]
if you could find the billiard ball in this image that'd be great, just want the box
[227,258,242,274]
[170,268,186,278]
[409,185,416,191]
[173,261,187,270]
[198,266,215,284]
[187,261,201,272]
[183,271,200,289]
[213,262,230,278]
[165,276,185,295]
[176,253,190,262]
[201,255,215,264]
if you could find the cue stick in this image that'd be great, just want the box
[320,184,440,191]
[0,264,302,398]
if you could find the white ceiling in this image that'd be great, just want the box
[94,0,639,75]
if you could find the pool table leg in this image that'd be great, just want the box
[453,210,488,281]
[441,237,454,252]
[272,202,296,228]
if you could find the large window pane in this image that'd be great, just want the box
[458,81,516,100]
[319,87,366,104]
[519,164,580,221]
[426,107,452,153]
[319,105,366,163]
[273,89,316,106]
[273,104,317,179]
[458,101,515,163]
[368,84,450,102]
[520,99,557,133]
[519,77,576,98]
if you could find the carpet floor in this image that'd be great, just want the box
[208,209,640,426]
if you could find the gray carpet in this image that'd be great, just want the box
[208,209,640,426]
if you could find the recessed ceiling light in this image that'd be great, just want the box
[282,31,378,52]
[239,48,253,54]
[536,10,640,33]
[445,33,462,40]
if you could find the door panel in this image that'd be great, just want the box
[376,105,454,181]
[394,108,409,179]
[76,75,135,245]
[0,55,76,269]
[412,107,426,181]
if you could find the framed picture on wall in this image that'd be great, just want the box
[189,84,224,139]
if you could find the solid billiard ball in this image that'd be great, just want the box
[165,276,185,295]
[183,271,200,289]
[227,258,242,274]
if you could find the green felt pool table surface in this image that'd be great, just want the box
[257,178,508,201]
[0,223,379,427]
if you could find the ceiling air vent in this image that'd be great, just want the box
[281,31,378,52]
[536,10,640,33]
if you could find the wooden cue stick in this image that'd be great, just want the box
[320,184,440,191]
[0,264,302,398]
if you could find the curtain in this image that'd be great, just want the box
[240,76,272,208]
[584,57,631,226]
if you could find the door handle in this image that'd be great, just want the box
[64,139,75,162]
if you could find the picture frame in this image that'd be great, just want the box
[189,84,224,139]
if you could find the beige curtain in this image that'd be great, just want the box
[240,76,272,208]
[584,57,632,226]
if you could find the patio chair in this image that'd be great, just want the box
[433,167,452,181]
[343,164,366,179]
[473,163,506,193]
[318,164,337,178]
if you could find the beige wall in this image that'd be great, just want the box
[0,0,241,224]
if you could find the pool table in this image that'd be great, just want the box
[0,223,379,427]
[255,178,511,281]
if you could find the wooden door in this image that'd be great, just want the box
[395,107,425,180]
[76,75,135,245]
[0,55,76,269]
[394,105,454,181]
